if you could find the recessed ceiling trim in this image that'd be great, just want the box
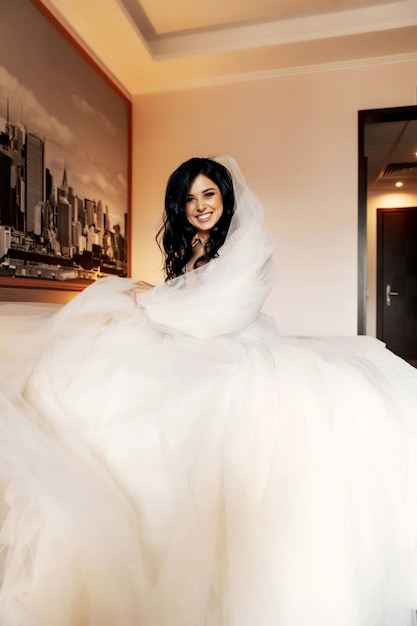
[115,0,155,52]
[33,0,417,96]
[135,51,417,94]
[120,0,417,59]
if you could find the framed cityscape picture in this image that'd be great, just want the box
[0,0,131,302]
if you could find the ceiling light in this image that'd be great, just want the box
[395,181,403,187]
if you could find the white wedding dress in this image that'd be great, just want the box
[1,157,417,626]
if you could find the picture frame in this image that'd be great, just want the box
[0,0,131,303]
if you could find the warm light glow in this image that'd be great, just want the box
[395,181,404,187]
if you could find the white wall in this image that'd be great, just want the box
[131,58,417,336]
[366,190,417,337]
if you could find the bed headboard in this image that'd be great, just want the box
[0,277,85,305]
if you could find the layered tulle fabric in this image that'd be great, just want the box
[1,157,417,625]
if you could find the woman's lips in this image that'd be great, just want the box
[196,213,212,222]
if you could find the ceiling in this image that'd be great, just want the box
[37,0,417,192]
[37,0,417,96]
[365,119,417,191]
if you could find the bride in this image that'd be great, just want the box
[1,156,417,626]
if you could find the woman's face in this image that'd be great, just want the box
[185,174,223,239]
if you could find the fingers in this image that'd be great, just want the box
[135,281,155,294]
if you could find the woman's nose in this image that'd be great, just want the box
[196,197,205,211]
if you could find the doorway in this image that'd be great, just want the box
[377,207,417,360]
[358,105,417,336]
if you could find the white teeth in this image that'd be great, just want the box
[197,213,212,221]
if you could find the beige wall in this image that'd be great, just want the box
[131,58,417,336]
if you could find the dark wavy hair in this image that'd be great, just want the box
[157,157,235,280]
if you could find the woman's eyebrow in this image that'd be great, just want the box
[187,187,216,197]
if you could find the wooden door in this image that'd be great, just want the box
[377,207,417,360]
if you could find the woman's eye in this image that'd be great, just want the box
[186,196,194,203]
[204,192,214,198]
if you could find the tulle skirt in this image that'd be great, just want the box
[1,279,417,626]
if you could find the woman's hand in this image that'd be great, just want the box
[135,280,155,294]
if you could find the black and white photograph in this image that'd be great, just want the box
[0,0,130,290]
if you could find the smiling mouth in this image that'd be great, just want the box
[196,213,213,222]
